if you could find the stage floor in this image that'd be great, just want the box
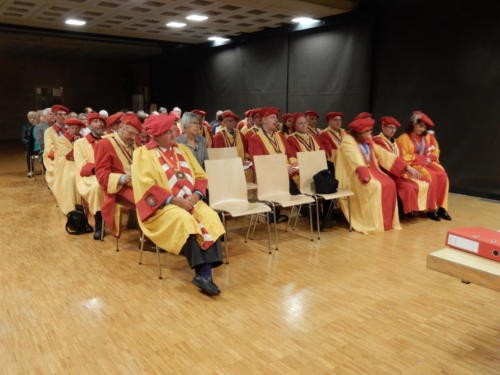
[1,143,499,374]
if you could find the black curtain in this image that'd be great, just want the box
[288,17,373,126]
[371,0,500,199]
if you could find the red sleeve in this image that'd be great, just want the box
[212,133,225,148]
[65,150,74,161]
[280,133,297,160]
[136,184,172,222]
[237,121,244,130]
[94,139,113,190]
[355,166,371,184]
[48,150,55,160]
[194,178,208,196]
[248,134,266,159]
[319,133,334,156]
[80,163,95,177]
[388,157,408,176]
[428,153,438,162]
[287,136,300,154]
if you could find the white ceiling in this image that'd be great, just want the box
[0,0,353,44]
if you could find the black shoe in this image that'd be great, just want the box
[192,275,220,296]
[93,230,102,240]
[437,207,452,221]
[209,279,221,295]
[277,214,289,223]
[426,211,441,221]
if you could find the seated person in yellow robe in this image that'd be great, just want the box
[132,114,226,296]
[52,118,84,214]
[74,112,106,240]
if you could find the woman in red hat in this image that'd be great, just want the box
[281,113,294,135]
[335,118,421,233]
[397,111,451,220]
[52,118,84,215]
[132,114,225,296]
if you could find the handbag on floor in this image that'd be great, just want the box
[65,205,93,235]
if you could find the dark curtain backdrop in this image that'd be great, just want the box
[371,0,500,199]
[288,17,373,126]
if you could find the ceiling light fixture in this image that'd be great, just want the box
[166,21,186,28]
[291,17,319,25]
[186,14,208,22]
[65,18,86,26]
[208,36,230,43]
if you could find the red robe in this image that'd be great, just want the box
[247,129,297,163]
[287,132,324,154]
[373,133,436,214]
[94,133,135,236]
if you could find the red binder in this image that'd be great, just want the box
[446,227,500,262]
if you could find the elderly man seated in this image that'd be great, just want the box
[132,114,225,296]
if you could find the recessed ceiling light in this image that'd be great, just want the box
[166,21,186,28]
[186,14,208,22]
[65,18,86,26]
[208,36,230,42]
[291,17,319,25]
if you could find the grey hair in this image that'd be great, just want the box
[180,112,200,132]
[409,112,422,125]
[42,107,52,116]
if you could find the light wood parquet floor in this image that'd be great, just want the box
[0,143,499,375]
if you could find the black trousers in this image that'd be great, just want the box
[181,235,223,269]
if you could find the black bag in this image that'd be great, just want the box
[313,169,339,194]
[65,206,93,235]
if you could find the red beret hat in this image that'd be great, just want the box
[348,118,375,133]
[106,112,123,127]
[192,109,206,117]
[380,115,401,128]
[143,114,176,136]
[326,112,344,121]
[354,112,373,120]
[244,109,252,117]
[282,113,293,121]
[87,112,105,123]
[64,118,85,127]
[222,110,240,121]
[251,108,261,118]
[120,113,142,132]
[412,110,435,127]
[52,105,70,114]
[304,110,319,118]
[259,107,280,119]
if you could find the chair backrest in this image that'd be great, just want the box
[205,157,247,206]
[207,147,238,160]
[297,150,328,195]
[253,153,290,201]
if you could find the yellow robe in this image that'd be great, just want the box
[74,136,104,215]
[52,134,82,214]
[43,125,61,190]
[132,143,225,254]
[335,134,402,234]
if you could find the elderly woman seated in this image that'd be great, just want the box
[175,111,209,168]
[132,114,226,296]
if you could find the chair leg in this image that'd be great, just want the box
[251,214,259,240]
[315,197,321,240]
[156,245,162,279]
[271,202,279,250]
[138,232,145,264]
[348,196,353,232]
[245,215,254,243]
[308,203,314,242]
[285,206,294,232]
[293,204,302,231]
[265,213,272,254]
[222,212,229,264]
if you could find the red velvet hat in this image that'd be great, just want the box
[64,118,85,127]
[52,105,70,114]
[244,109,252,117]
[259,107,280,118]
[380,115,401,128]
[143,114,176,136]
[106,112,123,127]
[87,112,106,123]
[348,118,375,133]
[282,113,294,121]
[354,112,373,120]
[192,109,206,117]
[121,113,142,132]
[326,112,344,121]
[251,108,262,118]
[412,110,435,127]
[304,110,319,118]
[222,110,240,121]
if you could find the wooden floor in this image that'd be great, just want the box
[1,143,499,375]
